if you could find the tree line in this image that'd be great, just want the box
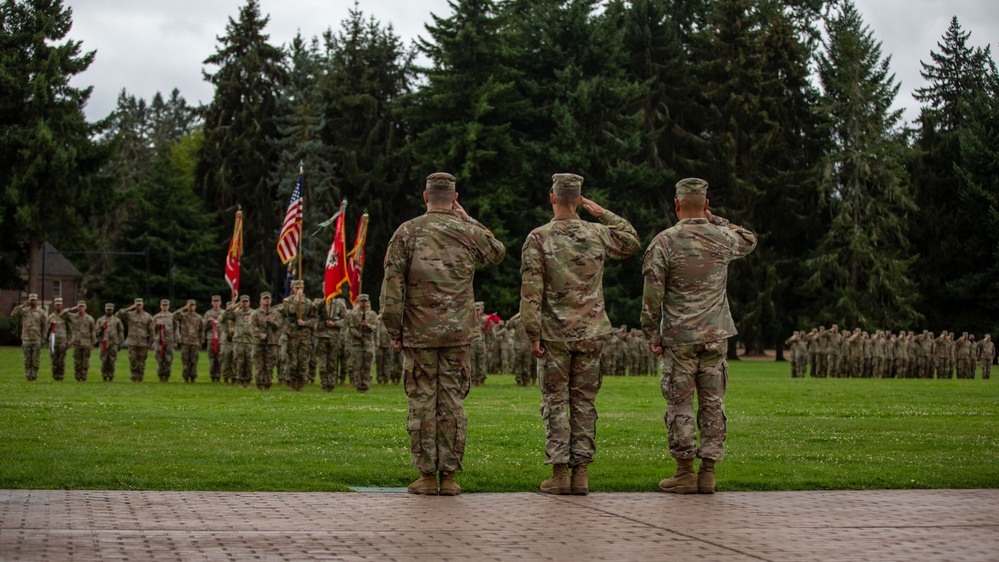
[2,0,997,356]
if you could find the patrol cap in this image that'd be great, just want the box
[260,292,271,299]
[426,172,456,191]
[675,178,708,196]
[239,294,250,302]
[211,295,221,302]
[474,301,484,308]
[290,280,304,289]
[77,300,87,307]
[551,173,583,193]
[134,298,143,305]
[160,299,170,306]
[53,297,63,305]
[28,293,38,300]
[356,294,370,302]
[186,299,196,306]
[104,303,114,311]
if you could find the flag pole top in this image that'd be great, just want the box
[298,160,304,174]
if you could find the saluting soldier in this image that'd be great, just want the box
[117,298,154,382]
[977,334,994,380]
[96,303,124,381]
[11,294,47,381]
[152,299,179,382]
[174,300,204,383]
[221,295,255,387]
[46,297,70,380]
[203,295,225,382]
[250,292,280,390]
[520,172,639,495]
[314,296,347,391]
[66,301,97,381]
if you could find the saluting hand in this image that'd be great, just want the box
[580,196,606,218]
[452,200,470,222]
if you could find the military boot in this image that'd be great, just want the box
[697,459,716,494]
[658,458,697,494]
[439,472,461,496]
[407,472,438,496]
[540,463,570,495]
[571,465,589,495]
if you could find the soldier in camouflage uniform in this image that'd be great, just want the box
[977,334,994,380]
[173,300,204,383]
[117,298,154,382]
[521,173,639,495]
[315,296,347,391]
[11,294,47,381]
[46,297,69,381]
[221,295,254,387]
[381,172,505,496]
[96,303,123,381]
[203,295,225,382]
[152,300,178,382]
[375,313,396,385]
[343,294,376,393]
[66,301,97,381]
[282,281,315,391]
[641,178,757,495]
[250,292,280,390]
[934,331,951,379]
[956,333,974,379]
[470,302,488,386]
[506,313,531,385]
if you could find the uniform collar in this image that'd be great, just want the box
[678,218,709,225]
[426,208,457,216]
[552,213,580,222]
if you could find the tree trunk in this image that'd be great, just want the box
[27,233,41,295]
[775,338,785,361]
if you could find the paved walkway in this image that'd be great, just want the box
[2,489,997,561]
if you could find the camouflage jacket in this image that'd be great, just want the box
[343,307,376,345]
[520,211,639,342]
[173,309,205,346]
[978,340,995,361]
[12,304,47,343]
[376,316,392,348]
[641,215,757,347]
[116,309,154,347]
[281,296,315,339]
[48,310,70,344]
[220,306,255,344]
[250,307,281,345]
[203,307,225,347]
[96,314,124,347]
[152,312,179,349]
[313,298,347,340]
[66,312,97,347]
[380,208,505,348]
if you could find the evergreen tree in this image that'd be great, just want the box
[805,1,919,330]
[197,0,286,298]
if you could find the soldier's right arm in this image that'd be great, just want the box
[519,232,545,343]
[464,219,506,269]
[640,238,669,348]
[709,214,758,259]
[380,228,408,341]
[598,211,641,260]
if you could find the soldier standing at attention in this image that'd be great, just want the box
[12,294,47,381]
[96,303,123,381]
[66,301,97,381]
[117,298,154,382]
[282,280,315,391]
[977,335,994,380]
[46,297,70,381]
[221,295,255,387]
[375,312,394,385]
[203,295,225,383]
[250,292,280,390]
[343,294,376,393]
[314,296,347,392]
[641,178,757,495]
[381,172,505,496]
[470,301,488,387]
[520,172,640,495]
[152,300,179,382]
[174,300,204,383]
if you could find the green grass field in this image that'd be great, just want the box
[0,346,996,492]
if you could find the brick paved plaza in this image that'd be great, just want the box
[2,489,997,561]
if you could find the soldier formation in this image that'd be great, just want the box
[786,326,994,380]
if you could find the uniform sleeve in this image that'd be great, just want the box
[379,228,408,341]
[466,219,506,268]
[519,232,545,343]
[598,211,641,260]
[709,215,758,258]
[640,239,669,346]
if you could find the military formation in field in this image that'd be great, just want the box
[785,326,994,380]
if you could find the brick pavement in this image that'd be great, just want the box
[1,489,997,561]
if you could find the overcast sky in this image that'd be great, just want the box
[65,0,998,125]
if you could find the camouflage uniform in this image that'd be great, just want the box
[380,172,505,484]
[117,301,154,382]
[343,296,376,393]
[174,301,204,383]
[47,299,70,380]
[977,336,994,380]
[314,297,347,391]
[282,284,315,390]
[375,314,400,385]
[506,314,532,385]
[520,175,639,472]
[641,178,757,467]
[96,305,124,381]
[66,302,97,381]
[847,329,863,378]
[152,301,179,382]
[806,329,819,377]
[469,303,488,386]
[955,334,975,379]
[220,297,254,387]
[203,297,225,382]
[250,293,280,390]
[934,332,952,379]
[11,296,47,380]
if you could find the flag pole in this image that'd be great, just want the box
[297,161,304,283]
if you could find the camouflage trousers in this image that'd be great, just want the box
[155,344,174,380]
[50,342,68,380]
[956,358,974,379]
[231,343,253,384]
[286,335,311,386]
[73,345,91,381]
[348,341,375,392]
[315,337,343,390]
[180,344,199,382]
[207,339,222,381]
[403,345,471,474]
[253,344,277,389]
[981,359,992,380]
[375,346,399,384]
[511,347,531,384]
[100,345,118,380]
[538,338,603,467]
[128,345,149,382]
[661,340,728,462]
[220,341,234,383]
[470,340,487,384]
[813,353,829,378]
[793,352,807,378]
[22,341,41,381]
[935,358,952,379]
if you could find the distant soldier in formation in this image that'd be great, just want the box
[250,292,280,390]
[785,331,807,378]
[96,303,123,381]
[506,313,532,386]
[283,280,315,391]
[956,332,974,379]
[174,300,204,383]
[470,301,488,386]
[66,301,96,381]
[203,295,225,383]
[221,295,254,387]
[344,294,376,393]
[47,297,70,381]
[375,312,400,385]
[11,294,47,381]
[315,296,347,391]
[152,299,179,382]
[977,335,994,380]
[117,298,154,382]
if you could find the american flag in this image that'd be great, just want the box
[277,171,304,264]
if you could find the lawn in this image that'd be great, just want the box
[0,347,996,492]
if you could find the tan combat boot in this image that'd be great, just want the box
[658,458,697,494]
[698,459,716,494]
[571,465,589,495]
[540,463,571,495]
[439,471,461,496]
[407,472,438,496]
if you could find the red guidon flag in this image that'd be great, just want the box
[347,213,369,304]
[323,201,349,303]
[224,208,243,301]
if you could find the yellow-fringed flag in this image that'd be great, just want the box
[323,200,349,302]
[347,213,369,304]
